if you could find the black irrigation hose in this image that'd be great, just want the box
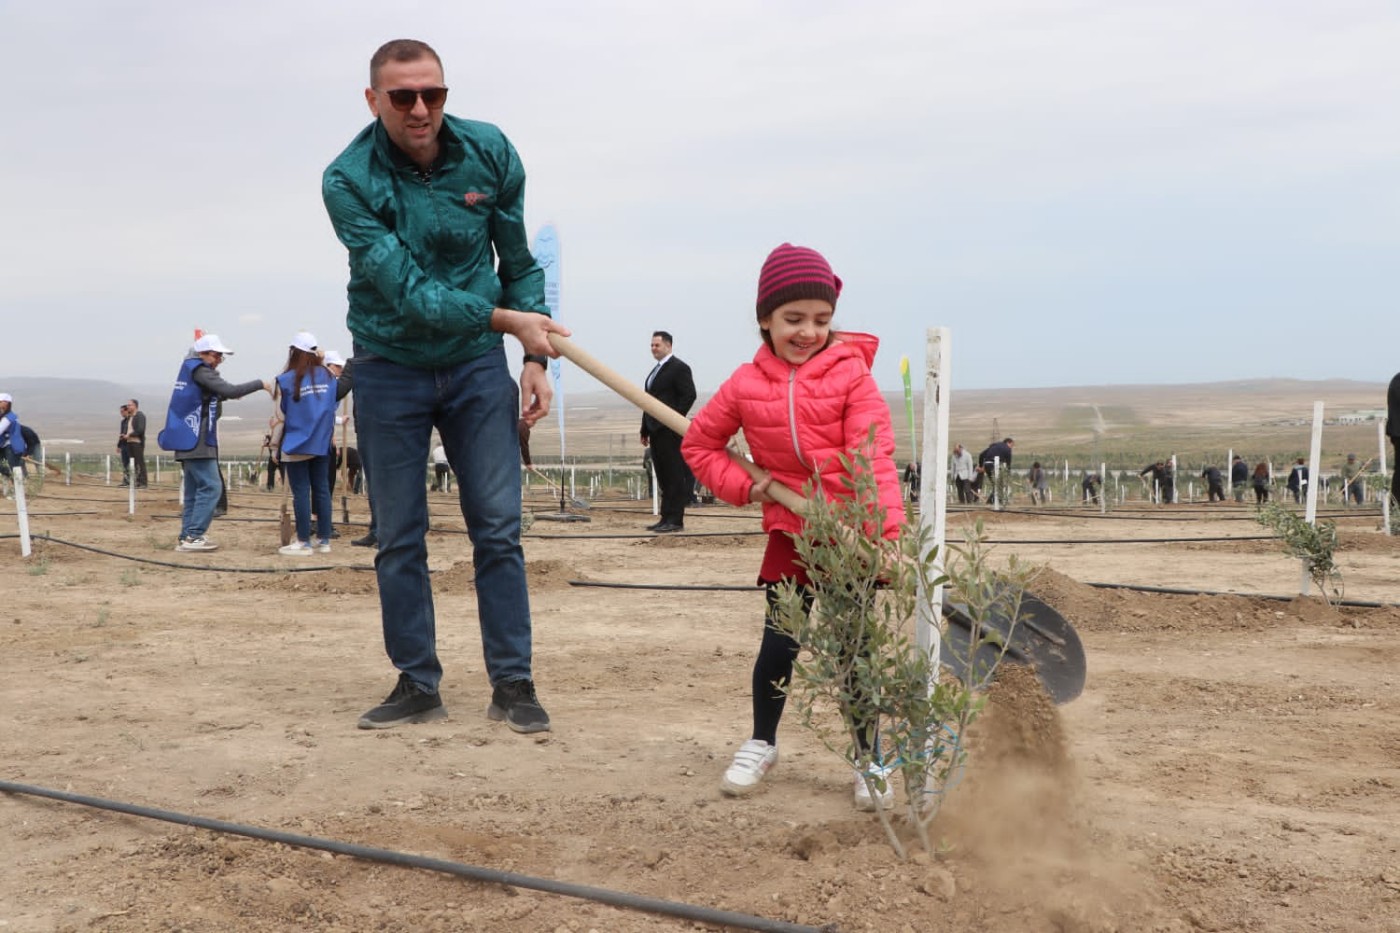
[526,530,765,540]
[983,535,1278,545]
[570,580,760,592]
[945,505,1383,523]
[3,534,370,575]
[583,505,762,522]
[0,781,828,933]
[567,578,1400,609]
[1082,580,1400,609]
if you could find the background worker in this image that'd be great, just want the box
[1230,454,1248,503]
[0,393,27,477]
[1201,464,1226,502]
[117,403,131,486]
[950,443,975,503]
[1286,457,1308,503]
[1081,471,1102,504]
[1340,453,1365,506]
[976,437,1014,506]
[122,399,148,488]
[156,334,271,552]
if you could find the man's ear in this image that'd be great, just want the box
[364,87,380,118]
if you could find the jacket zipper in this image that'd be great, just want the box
[786,369,809,470]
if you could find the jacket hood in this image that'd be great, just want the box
[832,331,879,368]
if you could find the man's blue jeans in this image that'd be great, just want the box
[179,457,222,539]
[352,345,531,692]
[285,456,332,544]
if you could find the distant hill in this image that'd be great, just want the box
[2,374,1388,465]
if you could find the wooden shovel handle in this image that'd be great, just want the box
[546,334,808,515]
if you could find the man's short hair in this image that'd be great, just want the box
[128,399,138,408]
[370,39,443,87]
[652,330,674,345]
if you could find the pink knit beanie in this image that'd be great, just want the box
[755,244,842,320]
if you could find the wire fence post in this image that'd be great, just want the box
[14,467,32,557]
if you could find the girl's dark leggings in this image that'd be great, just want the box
[750,584,877,755]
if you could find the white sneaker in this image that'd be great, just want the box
[176,536,218,552]
[720,739,778,796]
[854,763,896,811]
[315,541,332,554]
[278,542,314,556]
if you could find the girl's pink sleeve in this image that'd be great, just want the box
[841,359,905,534]
[681,378,754,508]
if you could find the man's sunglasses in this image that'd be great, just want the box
[383,87,449,112]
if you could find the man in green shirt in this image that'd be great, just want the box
[323,39,569,735]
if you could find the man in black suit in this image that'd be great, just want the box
[641,331,697,533]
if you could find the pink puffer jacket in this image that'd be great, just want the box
[682,332,904,539]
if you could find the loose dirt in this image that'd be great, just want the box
[3,481,1398,931]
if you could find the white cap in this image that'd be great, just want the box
[291,331,318,353]
[323,349,346,368]
[0,393,11,403]
[193,334,234,355]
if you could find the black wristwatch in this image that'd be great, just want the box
[523,354,549,368]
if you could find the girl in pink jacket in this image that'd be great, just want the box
[682,243,904,810]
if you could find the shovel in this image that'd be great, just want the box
[545,334,1086,701]
[941,585,1085,704]
[528,465,591,510]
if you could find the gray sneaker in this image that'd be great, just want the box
[176,536,218,552]
[487,679,551,734]
[357,674,447,729]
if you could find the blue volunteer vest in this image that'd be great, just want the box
[0,412,26,456]
[277,368,337,456]
[157,358,218,452]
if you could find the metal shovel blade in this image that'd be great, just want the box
[941,587,1086,704]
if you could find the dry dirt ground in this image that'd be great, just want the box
[3,477,1399,932]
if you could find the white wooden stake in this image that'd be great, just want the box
[916,327,949,689]
[650,460,659,516]
[1380,420,1391,536]
[64,452,71,486]
[14,467,32,557]
[127,459,136,515]
[1100,461,1107,514]
[1301,401,1324,594]
[105,454,111,485]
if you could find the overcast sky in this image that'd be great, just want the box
[1,1,1396,397]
